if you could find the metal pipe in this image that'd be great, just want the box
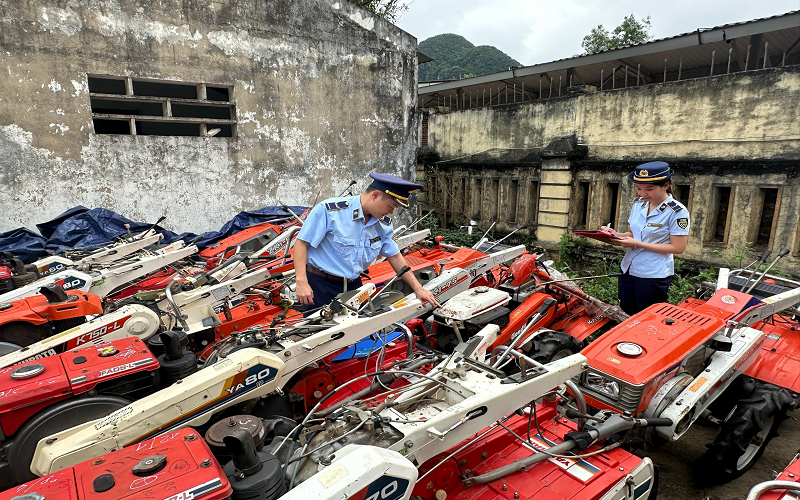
[763,42,769,69]
[746,481,800,500]
[710,50,716,76]
[678,56,683,80]
[636,64,640,85]
[165,279,190,331]
[727,48,732,74]
[465,437,578,485]
[612,68,615,89]
[745,248,790,294]
[565,379,587,431]
[745,44,752,71]
[624,65,628,87]
[600,69,604,90]
[549,78,553,98]
[558,76,562,96]
[664,58,668,82]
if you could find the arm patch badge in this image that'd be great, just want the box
[677,217,689,229]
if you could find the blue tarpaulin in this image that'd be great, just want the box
[0,205,308,263]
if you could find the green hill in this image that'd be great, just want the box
[419,34,521,82]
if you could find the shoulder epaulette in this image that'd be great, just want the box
[666,200,683,213]
[325,200,349,211]
[631,197,644,204]
[380,216,392,225]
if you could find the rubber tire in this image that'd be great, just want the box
[8,395,130,484]
[0,321,48,347]
[699,378,796,484]
[524,331,584,364]
[10,272,37,288]
[0,341,22,356]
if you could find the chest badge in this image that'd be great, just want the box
[369,236,381,244]
[646,223,663,228]
[677,217,689,229]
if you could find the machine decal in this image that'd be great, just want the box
[528,433,600,481]
[67,316,132,348]
[126,364,279,445]
[41,262,68,275]
[163,478,225,500]
[58,276,87,290]
[95,407,134,430]
[98,358,155,378]
[13,348,58,365]
[349,475,409,500]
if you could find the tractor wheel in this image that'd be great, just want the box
[8,395,130,484]
[524,331,584,364]
[10,272,37,288]
[0,321,48,347]
[0,341,21,356]
[699,379,796,484]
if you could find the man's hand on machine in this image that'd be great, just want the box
[296,280,314,305]
[413,284,441,308]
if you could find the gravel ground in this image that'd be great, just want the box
[633,410,800,500]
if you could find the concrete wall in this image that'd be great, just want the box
[420,67,800,275]
[0,0,418,233]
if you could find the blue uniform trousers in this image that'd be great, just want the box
[303,272,363,315]
[617,270,672,316]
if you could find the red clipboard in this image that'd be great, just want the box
[573,230,623,245]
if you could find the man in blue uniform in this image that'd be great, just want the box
[294,173,439,312]
[601,162,690,315]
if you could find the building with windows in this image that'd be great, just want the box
[0,0,419,233]
[417,11,800,274]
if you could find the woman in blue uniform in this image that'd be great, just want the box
[600,162,690,315]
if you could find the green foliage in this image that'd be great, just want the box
[349,0,408,22]
[419,34,522,82]
[668,259,717,305]
[419,215,482,248]
[581,14,652,55]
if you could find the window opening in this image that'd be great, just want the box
[89,75,235,137]
[508,179,519,222]
[711,187,733,243]
[603,182,620,228]
[474,178,483,219]
[460,177,468,214]
[528,180,539,223]
[675,184,691,208]
[755,188,779,247]
[576,181,591,229]
[428,176,437,206]
[491,179,500,220]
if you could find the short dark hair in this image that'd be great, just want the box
[364,185,392,199]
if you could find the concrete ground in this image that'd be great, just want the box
[634,411,800,499]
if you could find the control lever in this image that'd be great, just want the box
[745,248,790,294]
[742,248,771,291]
[492,297,556,368]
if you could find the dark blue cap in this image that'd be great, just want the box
[627,161,673,183]
[369,173,424,208]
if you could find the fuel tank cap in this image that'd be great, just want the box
[616,342,643,356]
[10,363,45,379]
[132,455,167,476]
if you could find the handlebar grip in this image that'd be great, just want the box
[537,297,557,315]
[778,248,790,257]
[155,215,167,225]
[641,417,673,427]
[760,249,772,261]
[396,265,412,278]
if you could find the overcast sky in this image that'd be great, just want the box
[394,1,799,65]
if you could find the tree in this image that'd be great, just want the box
[581,14,652,55]
[350,0,409,23]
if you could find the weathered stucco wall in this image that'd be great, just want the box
[0,0,418,233]
[421,68,800,275]
[426,68,800,162]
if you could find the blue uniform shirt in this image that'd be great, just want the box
[621,195,690,278]
[297,195,401,280]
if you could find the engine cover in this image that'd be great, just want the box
[435,287,510,322]
[0,427,231,500]
[0,338,158,439]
